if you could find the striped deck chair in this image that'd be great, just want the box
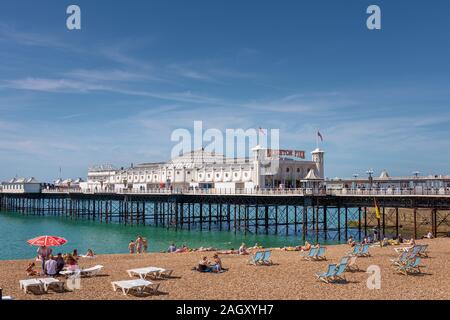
[261,250,273,265]
[249,251,264,265]
[348,244,361,256]
[302,247,318,260]
[315,264,337,283]
[356,244,370,257]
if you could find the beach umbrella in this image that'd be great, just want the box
[27,235,67,247]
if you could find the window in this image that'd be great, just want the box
[297,168,300,173]
[286,168,290,173]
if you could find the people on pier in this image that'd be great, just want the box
[128,240,136,254]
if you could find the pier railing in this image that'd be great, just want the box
[36,187,450,197]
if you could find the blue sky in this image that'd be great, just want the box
[1,0,450,181]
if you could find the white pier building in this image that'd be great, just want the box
[82,147,325,192]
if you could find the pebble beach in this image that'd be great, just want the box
[0,238,449,300]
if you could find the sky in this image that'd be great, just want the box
[0,0,450,181]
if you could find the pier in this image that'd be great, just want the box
[1,189,449,242]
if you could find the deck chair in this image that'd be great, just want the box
[348,244,361,256]
[314,247,327,260]
[261,250,273,265]
[39,278,64,292]
[315,264,337,283]
[111,279,160,296]
[249,251,264,265]
[418,244,429,258]
[302,247,318,260]
[357,244,370,257]
[338,256,350,267]
[333,262,348,282]
[127,267,173,279]
[346,256,360,271]
[395,257,423,275]
[390,251,409,266]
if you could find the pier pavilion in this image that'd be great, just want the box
[81,147,325,193]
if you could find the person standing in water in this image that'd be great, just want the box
[136,236,143,254]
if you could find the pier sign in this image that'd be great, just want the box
[267,149,305,159]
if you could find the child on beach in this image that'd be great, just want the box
[128,240,136,254]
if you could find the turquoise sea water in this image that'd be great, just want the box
[0,211,339,260]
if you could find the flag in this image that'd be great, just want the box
[259,127,266,135]
[374,198,381,220]
[317,131,323,142]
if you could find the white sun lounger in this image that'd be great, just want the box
[60,265,104,277]
[111,279,160,296]
[127,267,173,279]
[19,278,63,293]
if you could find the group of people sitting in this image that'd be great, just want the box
[217,243,264,255]
[347,234,418,247]
[196,254,223,273]
[29,247,95,277]
[128,236,148,254]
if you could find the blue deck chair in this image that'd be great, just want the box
[418,244,429,258]
[315,264,337,283]
[314,247,327,260]
[348,244,361,256]
[333,262,349,282]
[261,250,273,265]
[390,251,409,266]
[405,245,421,260]
[249,251,264,265]
[303,247,318,260]
[357,244,370,257]
[408,256,423,274]
[396,257,422,275]
[338,256,350,266]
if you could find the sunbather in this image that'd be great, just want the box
[168,243,177,253]
[217,248,238,254]
[300,241,312,251]
[175,245,189,253]
[347,236,356,247]
[26,262,38,276]
[238,243,249,255]
[85,249,95,257]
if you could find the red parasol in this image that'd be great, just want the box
[27,235,67,247]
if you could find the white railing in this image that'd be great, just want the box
[14,187,450,197]
[328,188,450,196]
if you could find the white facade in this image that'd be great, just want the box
[84,148,325,192]
[1,178,41,194]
